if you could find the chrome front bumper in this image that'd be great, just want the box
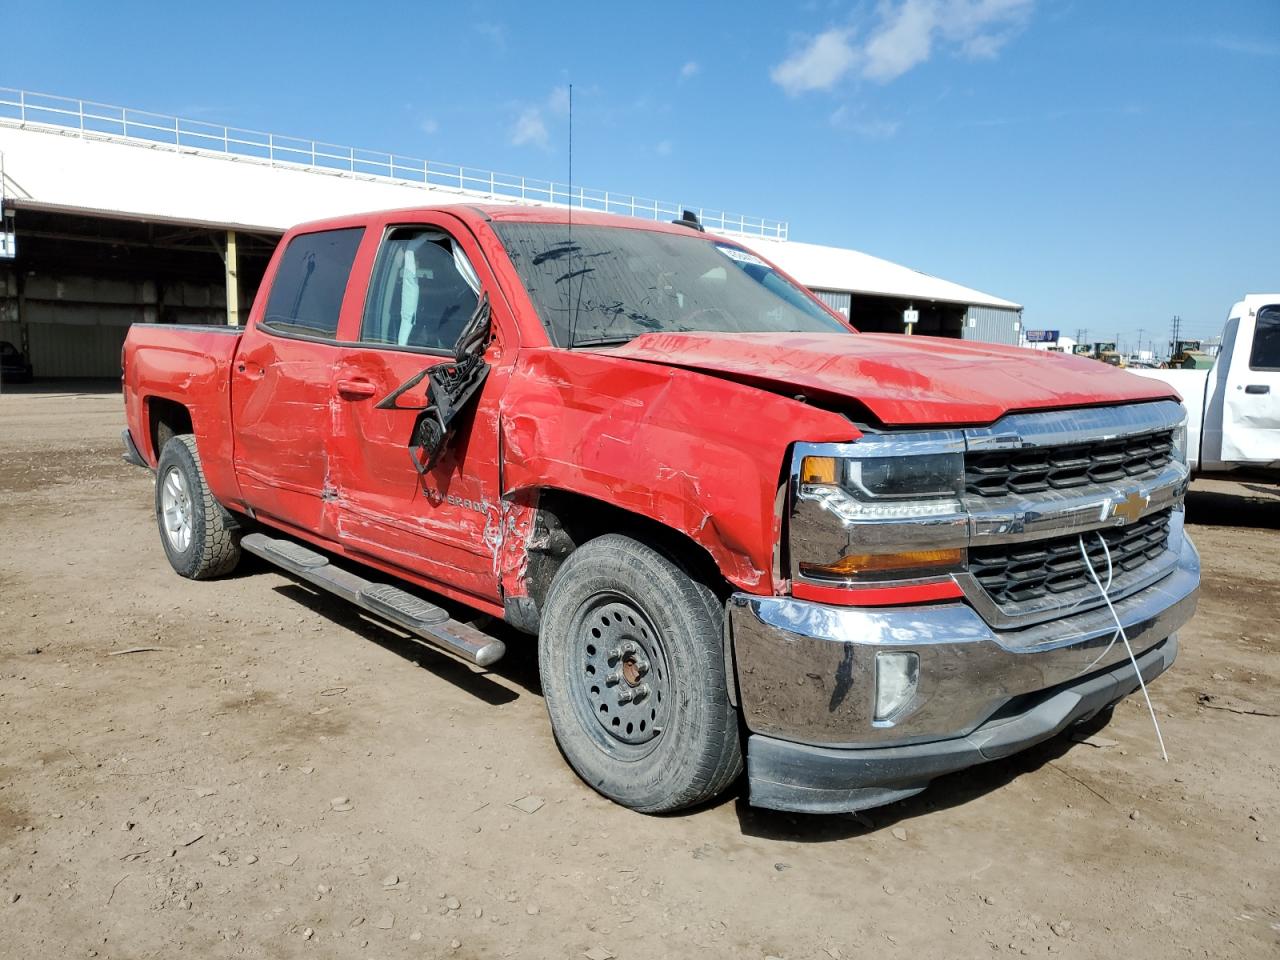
[728,528,1199,753]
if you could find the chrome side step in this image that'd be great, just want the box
[241,533,506,667]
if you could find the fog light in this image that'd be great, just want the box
[874,651,920,721]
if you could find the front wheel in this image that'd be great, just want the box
[154,435,241,579]
[538,534,743,813]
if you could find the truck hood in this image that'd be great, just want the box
[606,331,1179,426]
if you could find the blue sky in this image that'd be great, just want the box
[6,0,1278,349]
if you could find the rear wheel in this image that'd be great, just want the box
[155,435,241,579]
[538,534,743,813]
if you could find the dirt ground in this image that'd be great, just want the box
[0,385,1276,960]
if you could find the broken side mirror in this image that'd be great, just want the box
[375,294,493,474]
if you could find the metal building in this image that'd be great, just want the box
[750,236,1023,343]
[0,88,1022,379]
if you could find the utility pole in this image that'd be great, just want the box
[1170,315,1182,360]
[1137,327,1145,356]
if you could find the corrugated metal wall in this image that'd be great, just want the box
[0,270,227,377]
[962,305,1021,346]
[810,288,852,318]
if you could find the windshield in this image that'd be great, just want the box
[493,223,851,347]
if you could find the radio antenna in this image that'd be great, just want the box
[567,82,576,347]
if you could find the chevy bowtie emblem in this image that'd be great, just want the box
[1109,491,1149,524]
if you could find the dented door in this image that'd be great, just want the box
[230,227,364,536]
[327,221,510,604]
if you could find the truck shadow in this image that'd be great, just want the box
[730,710,1115,842]
[0,377,122,397]
[1186,487,1280,530]
[267,577,543,705]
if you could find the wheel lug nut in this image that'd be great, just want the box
[632,684,650,704]
[608,641,638,663]
[605,672,622,686]
[617,688,635,704]
[634,658,650,676]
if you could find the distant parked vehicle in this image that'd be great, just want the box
[1131,294,1280,478]
[0,340,33,383]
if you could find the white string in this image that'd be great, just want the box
[1078,531,1169,762]
[1077,535,1119,676]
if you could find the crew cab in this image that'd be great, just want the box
[121,205,1200,815]
[1131,294,1280,479]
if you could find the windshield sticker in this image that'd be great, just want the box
[716,245,767,267]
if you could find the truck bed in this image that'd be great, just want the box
[1129,367,1207,471]
[121,322,243,493]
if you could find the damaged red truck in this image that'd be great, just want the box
[121,205,1200,815]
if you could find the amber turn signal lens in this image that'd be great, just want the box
[801,456,839,484]
[800,547,964,578]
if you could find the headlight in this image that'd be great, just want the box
[802,451,963,511]
[791,441,969,585]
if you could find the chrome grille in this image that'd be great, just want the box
[965,429,1174,498]
[969,509,1173,607]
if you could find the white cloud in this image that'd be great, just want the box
[1210,35,1280,57]
[419,118,439,136]
[474,20,507,50]
[510,106,549,148]
[656,140,673,156]
[548,85,570,116]
[862,0,940,81]
[509,87,573,149]
[771,28,859,95]
[830,105,902,139]
[772,0,1034,94]
[679,60,700,80]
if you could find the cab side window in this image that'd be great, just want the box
[360,229,481,351]
[1250,305,1280,371]
[262,227,364,338]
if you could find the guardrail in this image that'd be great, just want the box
[0,88,789,240]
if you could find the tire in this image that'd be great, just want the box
[154,435,241,580]
[538,534,743,813]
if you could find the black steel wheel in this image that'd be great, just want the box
[570,594,669,751]
[539,534,743,813]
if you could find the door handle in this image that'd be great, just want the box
[1245,384,1270,395]
[336,378,378,400]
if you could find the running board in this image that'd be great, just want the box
[241,533,506,667]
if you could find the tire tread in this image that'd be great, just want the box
[156,435,241,580]
[540,534,743,813]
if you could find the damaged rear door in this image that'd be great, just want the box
[328,216,512,603]
[230,226,364,536]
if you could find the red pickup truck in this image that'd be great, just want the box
[122,204,1200,815]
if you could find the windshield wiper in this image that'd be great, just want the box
[568,334,638,349]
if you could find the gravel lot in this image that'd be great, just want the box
[1,386,1276,959]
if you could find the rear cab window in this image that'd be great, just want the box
[261,227,365,339]
[1249,305,1280,371]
